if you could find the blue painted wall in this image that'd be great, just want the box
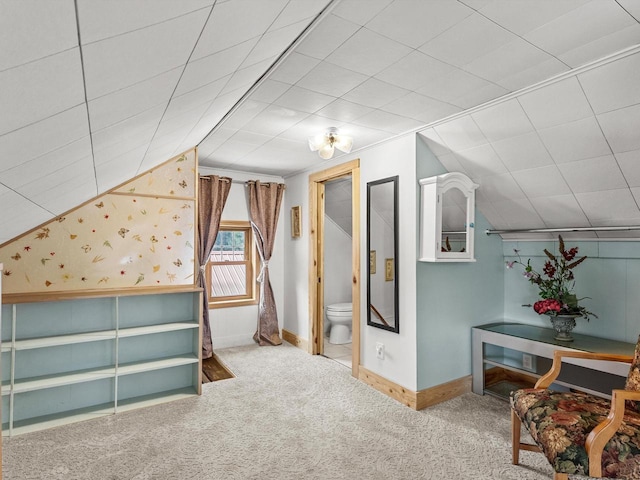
[416,136,505,390]
[504,239,640,344]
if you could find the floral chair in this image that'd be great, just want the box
[510,339,640,480]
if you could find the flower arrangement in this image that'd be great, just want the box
[506,235,596,320]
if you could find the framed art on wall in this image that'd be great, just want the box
[291,206,301,238]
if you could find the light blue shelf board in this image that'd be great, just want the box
[118,322,199,338]
[3,401,115,437]
[116,387,198,413]
[12,366,116,393]
[117,355,199,376]
[14,330,116,350]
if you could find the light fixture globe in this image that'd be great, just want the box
[308,127,352,159]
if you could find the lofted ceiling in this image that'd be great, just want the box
[1,0,640,244]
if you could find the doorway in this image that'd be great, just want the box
[308,159,360,378]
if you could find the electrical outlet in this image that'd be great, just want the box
[522,353,533,371]
[376,342,384,360]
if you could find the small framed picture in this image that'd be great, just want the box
[385,258,394,281]
[370,250,376,274]
[291,205,301,238]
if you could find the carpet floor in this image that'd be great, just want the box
[3,342,555,479]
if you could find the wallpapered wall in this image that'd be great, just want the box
[0,149,197,295]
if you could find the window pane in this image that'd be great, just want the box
[211,264,247,297]
[211,230,246,261]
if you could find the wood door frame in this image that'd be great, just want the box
[309,159,360,378]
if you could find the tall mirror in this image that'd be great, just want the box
[367,176,399,333]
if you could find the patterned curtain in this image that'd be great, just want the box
[198,175,232,358]
[247,181,285,346]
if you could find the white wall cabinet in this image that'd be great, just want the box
[0,288,202,436]
[419,172,478,262]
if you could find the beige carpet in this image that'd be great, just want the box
[3,342,554,479]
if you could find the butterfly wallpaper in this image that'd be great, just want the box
[0,150,197,295]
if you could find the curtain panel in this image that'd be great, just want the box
[198,175,232,358]
[247,180,285,346]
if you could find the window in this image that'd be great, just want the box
[206,221,258,308]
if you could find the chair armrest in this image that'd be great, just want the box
[535,350,633,389]
[585,389,640,477]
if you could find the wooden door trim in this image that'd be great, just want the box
[308,159,360,378]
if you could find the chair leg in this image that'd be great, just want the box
[554,473,568,480]
[511,408,521,465]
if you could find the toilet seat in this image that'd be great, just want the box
[326,302,352,313]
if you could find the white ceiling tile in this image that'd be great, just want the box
[519,77,593,130]
[83,9,209,99]
[559,23,640,68]
[476,173,526,203]
[273,86,335,114]
[352,110,423,134]
[598,104,640,154]
[497,56,569,92]
[164,76,229,121]
[220,57,277,95]
[250,80,291,103]
[454,144,506,178]
[268,52,321,85]
[492,132,553,171]
[92,105,165,154]
[0,185,53,244]
[270,0,329,30]
[471,99,534,143]
[0,49,84,136]
[240,19,311,68]
[538,116,612,163]
[417,128,450,156]
[89,68,182,131]
[175,39,257,97]
[220,100,270,130]
[615,149,640,187]
[326,28,412,76]
[617,0,640,20]
[558,154,627,193]
[491,197,545,229]
[434,115,488,151]
[190,0,284,60]
[0,136,93,190]
[418,69,508,108]
[77,0,213,45]
[529,194,591,228]
[366,0,472,48]
[154,104,210,142]
[95,146,146,193]
[297,62,367,97]
[464,37,558,86]
[0,105,89,173]
[524,1,636,58]
[228,131,273,148]
[36,178,98,215]
[242,105,309,137]
[382,93,461,124]
[94,137,150,167]
[0,0,77,71]
[420,13,516,67]
[198,127,236,158]
[451,82,510,110]
[296,14,360,60]
[434,153,468,175]
[477,0,589,36]
[375,51,456,91]
[316,99,373,123]
[332,0,393,26]
[342,78,410,109]
[579,51,640,115]
[19,157,95,202]
[577,189,640,223]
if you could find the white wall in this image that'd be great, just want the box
[323,216,352,315]
[283,133,418,390]
[199,167,285,349]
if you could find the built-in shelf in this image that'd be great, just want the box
[1,289,202,437]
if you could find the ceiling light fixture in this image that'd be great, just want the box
[308,127,353,160]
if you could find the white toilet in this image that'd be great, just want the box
[326,303,352,344]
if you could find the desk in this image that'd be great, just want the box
[472,323,635,399]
